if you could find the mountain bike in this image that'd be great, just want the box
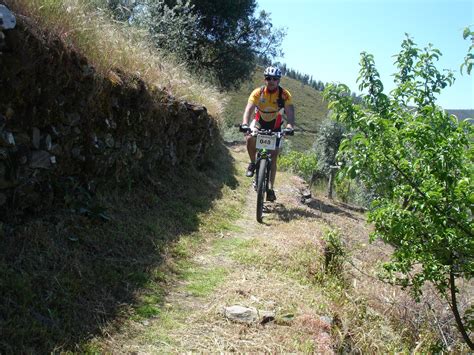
[240,125,294,223]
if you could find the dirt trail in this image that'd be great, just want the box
[96,144,426,353]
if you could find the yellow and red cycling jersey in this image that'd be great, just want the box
[248,86,293,123]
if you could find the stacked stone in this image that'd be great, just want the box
[0,17,218,219]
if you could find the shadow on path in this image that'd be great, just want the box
[265,202,321,223]
[0,143,237,353]
[306,198,361,221]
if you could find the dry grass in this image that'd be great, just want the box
[89,146,406,353]
[13,142,468,353]
[0,139,239,353]
[6,0,225,119]
[100,264,334,353]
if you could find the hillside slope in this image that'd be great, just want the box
[222,69,472,152]
[223,68,329,152]
[446,109,474,121]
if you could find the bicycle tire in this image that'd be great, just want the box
[256,158,268,223]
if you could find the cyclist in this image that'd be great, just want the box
[241,66,295,202]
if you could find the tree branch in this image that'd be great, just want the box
[385,154,473,239]
[449,269,474,349]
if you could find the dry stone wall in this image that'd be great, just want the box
[0,16,219,220]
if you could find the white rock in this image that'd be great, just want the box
[223,305,258,324]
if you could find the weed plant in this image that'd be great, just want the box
[335,177,374,208]
[322,229,346,276]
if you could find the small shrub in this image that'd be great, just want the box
[279,150,318,182]
[322,229,346,275]
[335,177,374,208]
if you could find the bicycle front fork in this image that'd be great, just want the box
[253,157,271,192]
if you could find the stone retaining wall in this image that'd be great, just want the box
[0,16,218,219]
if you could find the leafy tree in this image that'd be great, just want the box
[131,0,201,62]
[313,115,345,198]
[102,0,137,21]
[129,0,285,89]
[313,115,345,177]
[324,34,473,349]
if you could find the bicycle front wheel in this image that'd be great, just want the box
[256,158,268,223]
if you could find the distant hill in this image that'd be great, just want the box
[223,67,329,152]
[446,109,474,121]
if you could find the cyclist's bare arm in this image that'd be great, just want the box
[242,102,256,126]
[285,104,295,129]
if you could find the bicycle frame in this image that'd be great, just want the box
[238,125,293,223]
[252,130,282,222]
[253,149,271,188]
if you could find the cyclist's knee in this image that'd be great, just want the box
[246,135,256,144]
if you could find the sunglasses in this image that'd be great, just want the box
[265,76,279,81]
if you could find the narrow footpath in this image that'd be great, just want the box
[93,144,439,353]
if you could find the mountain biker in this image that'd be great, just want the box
[241,66,295,202]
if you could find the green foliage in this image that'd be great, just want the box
[334,177,373,207]
[102,0,135,21]
[279,150,318,182]
[313,115,345,176]
[312,109,374,207]
[322,229,346,275]
[110,0,286,89]
[132,0,201,62]
[334,178,352,203]
[461,26,474,75]
[324,34,473,346]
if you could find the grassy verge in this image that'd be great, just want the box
[0,142,242,353]
[81,145,253,352]
[210,212,411,352]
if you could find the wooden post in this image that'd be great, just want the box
[327,165,340,199]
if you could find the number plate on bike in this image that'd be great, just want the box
[256,134,277,150]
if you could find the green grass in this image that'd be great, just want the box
[211,237,261,265]
[135,303,161,319]
[183,266,229,297]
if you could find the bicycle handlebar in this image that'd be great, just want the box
[238,124,294,136]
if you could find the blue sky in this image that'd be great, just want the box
[257,0,473,109]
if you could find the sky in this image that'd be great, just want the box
[257,0,474,109]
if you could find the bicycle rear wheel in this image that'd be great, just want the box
[256,158,268,223]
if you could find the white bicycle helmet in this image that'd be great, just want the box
[264,66,282,78]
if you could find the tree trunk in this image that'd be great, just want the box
[449,270,474,349]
